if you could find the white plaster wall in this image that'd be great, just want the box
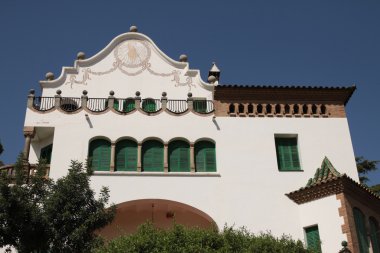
[299,195,346,252]
[24,107,358,244]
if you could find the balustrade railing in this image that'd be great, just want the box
[33,97,55,111]
[28,92,215,116]
[141,99,162,113]
[167,100,188,114]
[87,98,108,112]
[114,98,135,113]
[193,100,214,114]
[0,164,50,180]
[60,97,82,112]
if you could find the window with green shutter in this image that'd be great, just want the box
[142,140,164,172]
[305,225,322,253]
[40,144,53,164]
[193,100,207,113]
[275,137,301,171]
[353,208,369,253]
[89,139,111,171]
[169,140,190,172]
[195,141,216,172]
[113,99,120,110]
[124,99,135,112]
[369,217,380,253]
[142,99,156,112]
[115,139,137,171]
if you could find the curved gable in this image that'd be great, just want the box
[40,32,214,99]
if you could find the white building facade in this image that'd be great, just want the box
[5,27,379,253]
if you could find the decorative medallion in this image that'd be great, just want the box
[65,40,195,91]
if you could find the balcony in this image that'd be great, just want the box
[0,163,50,180]
[27,90,214,116]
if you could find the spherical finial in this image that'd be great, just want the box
[162,92,167,97]
[135,91,140,96]
[56,89,62,95]
[109,90,114,96]
[208,75,217,83]
[130,26,138,32]
[82,90,88,95]
[77,52,86,60]
[187,92,192,98]
[341,241,348,247]
[29,89,35,95]
[179,54,188,62]
[45,72,54,80]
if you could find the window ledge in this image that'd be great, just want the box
[92,171,221,177]
[278,170,304,172]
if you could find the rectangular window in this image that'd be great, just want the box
[275,136,301,171]
[305,225,322,253]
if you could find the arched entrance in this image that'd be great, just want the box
[98,199,216,239]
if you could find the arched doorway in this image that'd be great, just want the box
[98,199,216,239]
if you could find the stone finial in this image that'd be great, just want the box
[135,91,141,96]
[109,90,115,96]
[208,75,217,84]
[77,52,86,60]
[29,89,35,95]
[56,89,62,95]
[339,241,351,253]
[130,26,138,32]
[179,54,188,62]
[187,92,192,98]
[162,92,167,97]
[82,90,88,95]
[45,72,54,80]
[208,62,220,81]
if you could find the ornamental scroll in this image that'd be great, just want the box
[65,40,195,91]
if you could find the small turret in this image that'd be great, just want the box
[208,62,220,82]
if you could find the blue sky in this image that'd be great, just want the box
[0,1,379,185]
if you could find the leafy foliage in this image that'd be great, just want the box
[96,222,312,253]
[0,140,3,166]
[356,156,379,185]
[370,184,380,195]
[0,156,115,253]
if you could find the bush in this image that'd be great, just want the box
[96,222,312,253]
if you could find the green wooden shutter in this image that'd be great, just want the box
[169,141,190,172]
[142,99,156,112]
[305,226,322,253]
[142,140,163,172]
[195,141,216,172]
[115,140,137,171]
[89,139,111,171]
[275,137,300,171]
[40,144,53,164]
[370,218,380,253]
[354,208,369,253]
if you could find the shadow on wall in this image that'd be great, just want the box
[97,199,216,240]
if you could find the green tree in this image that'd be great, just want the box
[356,156,379,185]
[0,156,115,253]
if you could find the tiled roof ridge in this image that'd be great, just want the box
[306,157,341,187]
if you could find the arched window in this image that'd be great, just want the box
[168,140,190,172]
[40,144,53,164]
[353,207,369,253]
[88,139,111,171]
[275,104,281,114]
[369,217,380,253]
[257,104,263,114]
[229,103,235,113]
[294,104,299,114]
[115,139,137,171]
[195,141,216,172]
[302,104,308,114]
[238,104,244,114]
[285,104,290,114]
[321,105,327,115]
[142,99,157,112]
[266,104,272,114]
[142,140,164,172]
[247,104,254,114]
[312,104,317,114]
